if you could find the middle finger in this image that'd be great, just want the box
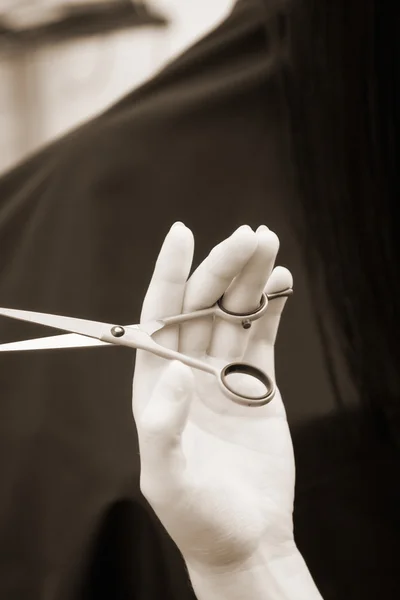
[179,225,257,356]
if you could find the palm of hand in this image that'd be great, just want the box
[139,359,295,569]
[185,395,294,561]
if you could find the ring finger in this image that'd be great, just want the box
[208,225,280,361]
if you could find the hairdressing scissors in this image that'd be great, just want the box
[0,288,292,407]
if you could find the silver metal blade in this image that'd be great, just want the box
[0,307,113,340]
[0,321,140,352]
[0,333,111,352]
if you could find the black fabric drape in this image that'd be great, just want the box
[0,1,398,598]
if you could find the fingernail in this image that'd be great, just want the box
[171,221,185,229]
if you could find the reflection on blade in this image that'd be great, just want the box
[0,333,112,352]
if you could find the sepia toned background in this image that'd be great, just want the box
[1,3,398,600]
[0,0,233,174]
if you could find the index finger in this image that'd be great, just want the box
[139,221,194,350]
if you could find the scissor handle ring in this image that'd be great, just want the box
[218,362,276,407]
[216,293,268,327]
[217,292,267,316]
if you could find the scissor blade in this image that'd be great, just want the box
[0,307,113,340]
[0,333,111,352]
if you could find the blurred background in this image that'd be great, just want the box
[0,0,233,175]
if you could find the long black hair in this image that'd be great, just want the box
[281,1,399,440]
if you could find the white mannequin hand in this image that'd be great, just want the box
[132,223,295,578]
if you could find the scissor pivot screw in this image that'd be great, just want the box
[242,319,252,330]
[111,326,125,338]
